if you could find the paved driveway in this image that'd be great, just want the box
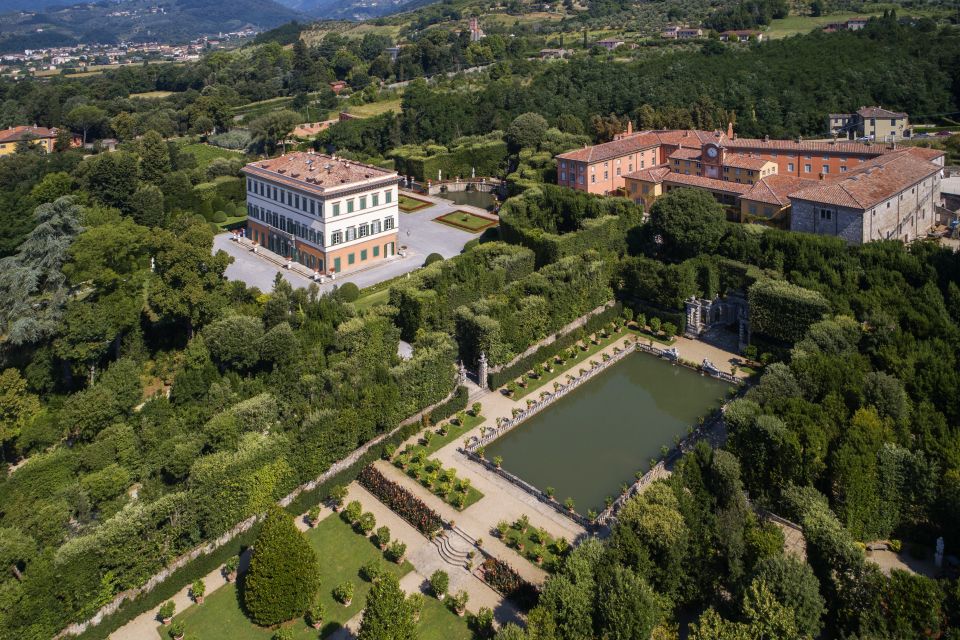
[213,195,488,293]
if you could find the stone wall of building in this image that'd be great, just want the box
[789,199,864,244]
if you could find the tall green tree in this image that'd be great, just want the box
[136,131,171,185]
[357,570,416,640]
[250,109,300,155]
[147,218,231,337]
[66,105,107,145]
[0,197,84,347]
[243,506,320,626]
[0,369,39,458]
[647,188,727,260]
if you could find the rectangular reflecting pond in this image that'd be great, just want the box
[484,354,731,514]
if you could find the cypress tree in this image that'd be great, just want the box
[243,506,320,626]
[357,571,416,640]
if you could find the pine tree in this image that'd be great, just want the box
[357,571,416,640]
[243,506,320,626]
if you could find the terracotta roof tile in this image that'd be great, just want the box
[726,137,891,155]
[662,172,753,195]
[743,175,819,206]
[624,167,671,183]
[242,152,397,195]
[789,150,939,210]
[0,125,57,144]
[556,133,660,163]
[723,154,773,170]
[857,106,908,119]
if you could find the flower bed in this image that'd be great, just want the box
[358,465,444,536]
[479,557,538,610]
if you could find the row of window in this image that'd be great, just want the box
[248,204,395,247]
[247,178,394,219]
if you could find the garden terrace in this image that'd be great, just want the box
[493,516,571,574]
[389,134,507,183]
[454,252,613,367]
[159,514,474,639]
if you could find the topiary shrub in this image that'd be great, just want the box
[337,282,360,302]
[212,210,227,223]
[424,252,444,267]
[243,506,320,625]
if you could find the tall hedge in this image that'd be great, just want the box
[748,278,830,344]
[487,303,622,389]
[499,184,644,267]
[390,135,507,182]
[243,506,320,626]
[389,242,535,341]
[455,252,613,367]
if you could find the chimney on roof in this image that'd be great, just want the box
[727,122,733,138]
[818,172,825,181]
[626,120,633,135]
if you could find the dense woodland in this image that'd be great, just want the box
[1,11,960,640]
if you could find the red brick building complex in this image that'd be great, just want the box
[555,125,946,244]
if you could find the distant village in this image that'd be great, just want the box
[0,29,257,79]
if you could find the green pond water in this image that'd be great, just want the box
[439,189,497,210]
[485,354,731,514]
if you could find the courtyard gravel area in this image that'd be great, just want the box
[213,193,488,292]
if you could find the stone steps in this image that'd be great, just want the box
[431,531,474,568]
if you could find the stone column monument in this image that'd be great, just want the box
[478,352,488,389]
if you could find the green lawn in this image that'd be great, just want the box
[433,211,498,233]
[765,12,882,38]
[163,516,424,639]
[353,288,390,312]
[180,143,246,169]
[418,412,484,457]
[399,194,433,212]
[417,594,475,640]
[392,447,485,510]
[346,98,403,118]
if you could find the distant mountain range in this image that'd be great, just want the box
[277,0,439,20]
[0,0,443,52]
[0,0,305,52]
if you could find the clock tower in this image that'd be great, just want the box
[702,142,724,179]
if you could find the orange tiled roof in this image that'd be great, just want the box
[654,129,727,147]
[901,146,946,162]
[723,154,773,170]
[0,125,57,143]
[662,172,753,195]
[624,167,671,183]
[789,149,940,210]
[858,106,907,119]
[556,132,660,163]
[669,147,701,161]
[743,175,819,206]
[726,137,892,155]
[242,152,397,194]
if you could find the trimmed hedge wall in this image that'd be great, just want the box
[428,385,469,424]
[487,303,623,389]
[499,184,644,267]
[748,278,830,344]
[390,138,507,182]
[390,242,535,341]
